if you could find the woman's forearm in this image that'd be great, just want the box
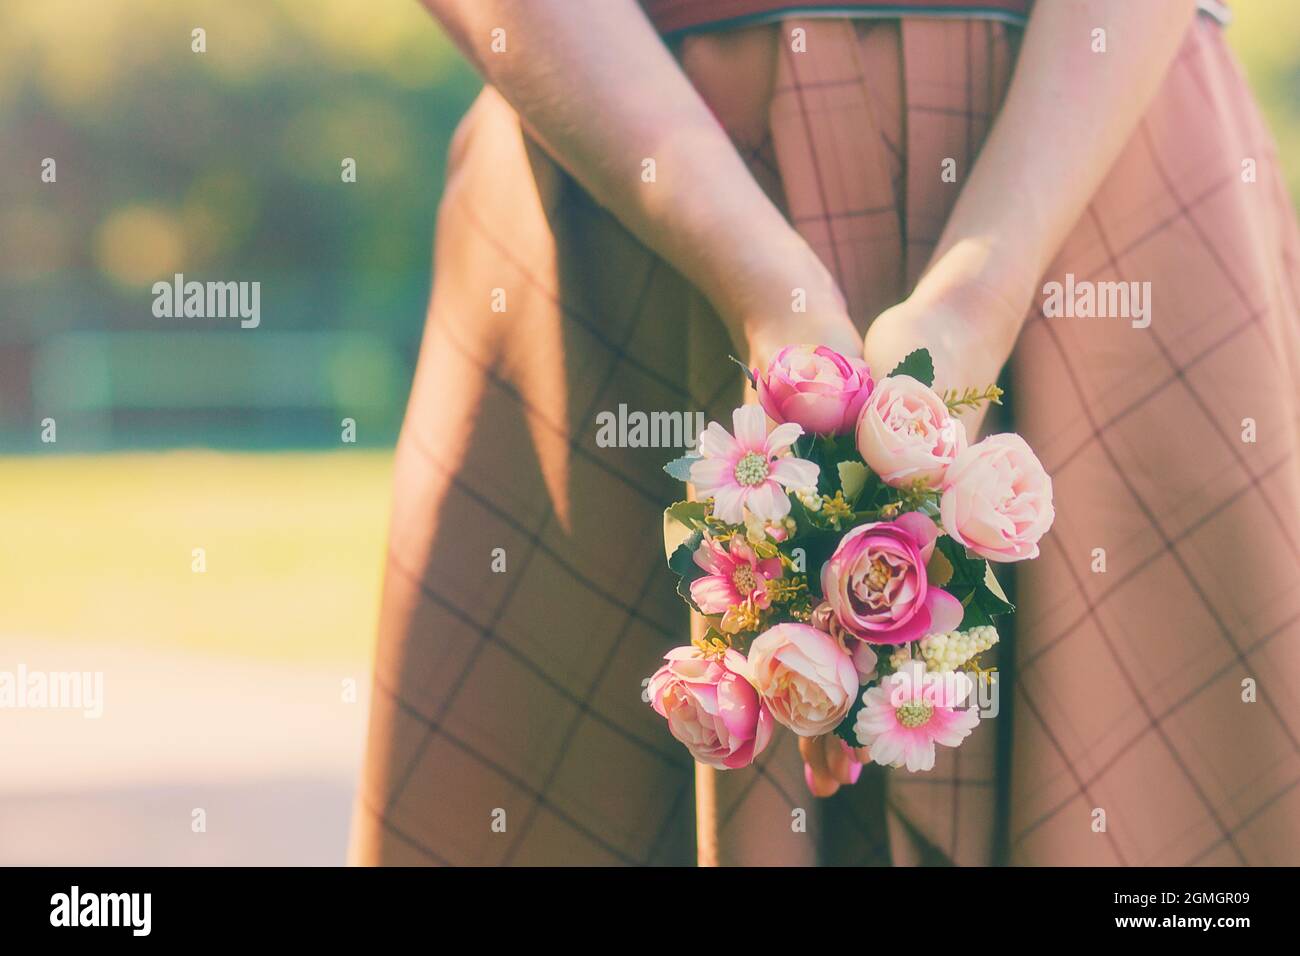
[918,0,1199,318]
[422,0,846,334]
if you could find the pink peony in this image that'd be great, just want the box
[853,660,980,772]
[689,535,783,615]
[940,433,1054,563]
[755,344,874,436]
[647,647,774,769]
[690,404,819,525]
[820,511,963,646]
[855,375,967,488]
[745,623,859,736]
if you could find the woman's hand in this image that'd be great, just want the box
[422,0,865,379]
[715,238,861,373]
[862,266,1029,436]
[857,0,1198,428]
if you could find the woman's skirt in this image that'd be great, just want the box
[350,13,1300,866]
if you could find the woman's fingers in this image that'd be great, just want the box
[798,734,843,797]
[799,733,867,797]
[745,310,861,373]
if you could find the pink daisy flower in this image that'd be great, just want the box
[689,534,783,616]
[689,405,819,525]
[853,660,980,772]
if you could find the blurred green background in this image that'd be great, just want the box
[0,0,480,453]
[0,0,485,666]
[0,0,1296,863]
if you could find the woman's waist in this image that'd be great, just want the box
[640,1,1230,36]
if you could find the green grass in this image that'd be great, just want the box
[1227,0,1300,207]
[0,450,393,663]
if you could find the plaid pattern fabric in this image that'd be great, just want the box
[350,14,1300,866]
[639,1,1032,36]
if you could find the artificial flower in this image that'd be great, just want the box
[820,511,963,645]
[853,660,979,772]
[646,646,774,769]
[690,404,818,525]
[855,375,966,488]
[745,623,859,736]
[755,344,874,436]
[689,534,783,632]
[940,433,1054,562]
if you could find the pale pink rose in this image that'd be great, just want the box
[820,511,964,646]
[853,660,979,772]
[940,433,1054,563]
[745,623,859,736]
[755,345,874,436]
[647,647,774,769]
[855,375,967,488]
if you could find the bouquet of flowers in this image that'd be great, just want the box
[644,345,1054,795]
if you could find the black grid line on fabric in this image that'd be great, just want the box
[379,507,549,821]
[497,258,687,865]
[1187,774,1300,864]
[382,548,684,768]
[374,678,646,865]
[1013,307,1293,863]
[1015,605,1300,848]
[1020,452,1292,670]
[426,316,676,507]
[357,794,453,866]
[782,38,852,290]
[455,198,698,405]
[403,429,683,646]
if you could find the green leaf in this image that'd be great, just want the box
[668,532,707,612]
[663,454,700,482]
[984,563,1012,607]
[833,688,870,747]
[836,460,869,505]
[934,535,1015,627]
[728,355,758,388]
[676,573,703,612]
[665,500,709,530]
[663,502,708,562]
[888,348,935,388]
[925,545,954,588]
[958,601,994,630]
[667,532,703,577]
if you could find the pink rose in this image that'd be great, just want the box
[755,345,874,436]
[855,375,967,488]
[647,647,774,769]
[820,511,964,646]
[940,433,1054,562]
[745,623,859,736]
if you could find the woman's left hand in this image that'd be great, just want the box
[861,275,1029,437]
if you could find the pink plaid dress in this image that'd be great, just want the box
[351,11,1300,865]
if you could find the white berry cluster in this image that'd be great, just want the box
[796,487,822,511]
[919,626,999,672]
[888,645,912,671]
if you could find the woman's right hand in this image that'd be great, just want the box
[710,234,861,373]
